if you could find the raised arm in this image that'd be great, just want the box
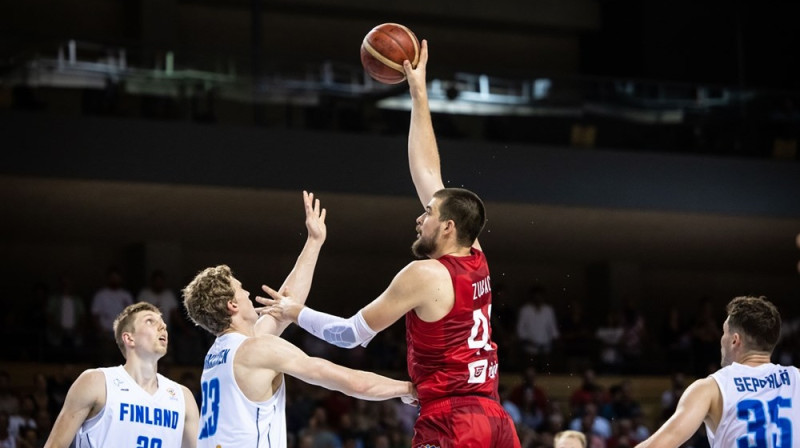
[255,190,326,337]
[404,40,445,207]
[246,334,415,403]
[635,377,719,448]
[44,370,105,448]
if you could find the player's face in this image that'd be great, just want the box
[412,199,443,258]
[131,310,168,356]
[231,277,258,322]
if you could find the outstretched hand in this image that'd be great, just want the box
[255,284,304,324]
[303,190,327,243]
[404,39,428,99]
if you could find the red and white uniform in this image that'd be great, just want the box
[406,248,519,448]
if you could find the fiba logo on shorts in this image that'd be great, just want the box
[416,445,440,448]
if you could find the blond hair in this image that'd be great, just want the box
[554,430,586,448]
[182,264,236,335]
[113,302,161,358]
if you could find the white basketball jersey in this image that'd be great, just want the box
[707,362,800,448]
[75,366,186,448]
[199,332,287,448]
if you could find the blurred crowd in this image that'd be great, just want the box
[3,268,799,447]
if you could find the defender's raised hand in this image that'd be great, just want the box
[303,190,327,243]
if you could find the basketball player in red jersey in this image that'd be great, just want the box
[259,39,519,448]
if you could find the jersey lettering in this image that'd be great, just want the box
[736,397,793,448]
[471,276,491,300]
[119,403,179,429]
[199,378,220,439]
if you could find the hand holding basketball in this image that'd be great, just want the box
[360,23,420,84]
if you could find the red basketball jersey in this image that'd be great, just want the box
[406,248,500,405]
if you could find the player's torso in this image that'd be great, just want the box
[406,249,499,404]
[75,366,185,448]
[199,333,287,448]
[708,363,800,448]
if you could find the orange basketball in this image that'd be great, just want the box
[360,23,420,84]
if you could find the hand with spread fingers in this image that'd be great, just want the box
[256,285,303,324]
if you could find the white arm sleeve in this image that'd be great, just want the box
[296,308,377,348]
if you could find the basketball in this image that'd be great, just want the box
[360,23,420,84]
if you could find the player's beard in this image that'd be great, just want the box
[412,227,439,259]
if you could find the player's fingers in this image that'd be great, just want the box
[260,284,282,299]
[254,296,276,305]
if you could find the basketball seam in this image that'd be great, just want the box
[362,39,405,75]
[389,23,420,67]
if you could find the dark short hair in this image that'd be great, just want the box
[433,188,486,246]
[726,296,781,352]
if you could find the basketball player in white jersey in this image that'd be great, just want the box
[182,191,415,448]
[636,295,800,448]
[44,302,200,448]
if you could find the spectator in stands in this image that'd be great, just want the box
[90,266,133,362]
[516,285,560,369]
[613,380,642,420]
[690,298,721,377]
[607,418,641,448]
[16,426,39,448]
[297,406,341,448]
[659,306,692,368]
[8,396,36,441]
[620,301,646,373]
[510,366,550,431]
[29,373,53,425]
[45,275,87,362]
[0,411,14,448]
[569,368,603,415]
[136,269,179,332]
[499,384,522,426]
[0,373,19,415]
[659,372,686,421]
[569,402,611,441]
[560,300,595,371]
[595,311,625,373]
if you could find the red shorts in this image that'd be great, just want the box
[412,396,521,448]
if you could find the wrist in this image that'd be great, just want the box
[292,305,306,323]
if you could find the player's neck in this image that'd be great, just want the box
[737,352,772,367]
[221,319,255,338]
[434,244,471,258]
[124,359,160,394]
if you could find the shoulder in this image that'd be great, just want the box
[684,376,721,403]
[78,368,107,384]
[68,368,107,402]
[400,259,449,280]
[237,334,290,364]
[394,260,450,291]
